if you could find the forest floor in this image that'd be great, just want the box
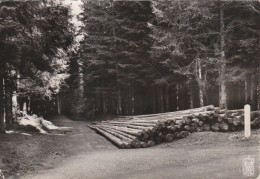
[0,115,259,179]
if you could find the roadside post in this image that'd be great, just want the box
[244,104,251,138]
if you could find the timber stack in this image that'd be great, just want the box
[87,105,260,149]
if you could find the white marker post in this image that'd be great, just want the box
[244,104,251,138]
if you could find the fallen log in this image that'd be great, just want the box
[140,133,150,142]
[203,124,211,131]
[211,123,220,132]
[97,126,133,143]
[118,105,215,119]
[147,140,156,147]
[219,122,229,132]
[99,125,143,137]
[90,126,127,148]
[191,118,200,124]
[124,125,154,132]
[98,125,138,141]
[165,134,175,142]
[89,107,260,149]
[102,121,157,127]
[140,142,148,148]
[179,131,190,138]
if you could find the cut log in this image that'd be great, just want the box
[217,117,223,122]
[232,120,240,126]
[226,118,234,124]
[89,108,260,149]
[229,125,236,132]
[93,127,127,148]
[211,123,219,132]
[102,123,153,133]
[147,140,156,147]
[203,124,211,131]
[100,125,143,137]
[175,132,180,139]
[219,122,229,131]
[175,120,183,126]
[165,134,175,142]
[251,118,260,128]
[98,126,138,141]
[196,127,203,132]
[140,133,150,142]
[183,125,191,132]
[251,111,260,118]
[166,126,175,133]
[189,126,196,133]
[198,121,204,126]
[141,142,148,148]
[191,118,200,124]
[97,126,134,144]
[179,131,190,138]
[135,141,141,148]
[118,105,215,119]
[154,135,162,144]
[102,121,157,127]
[164,119,175,126]
[125,125,153,132]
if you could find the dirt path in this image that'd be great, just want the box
[1,115,260,179]
[23,146,259,179]
[0,116,115,178]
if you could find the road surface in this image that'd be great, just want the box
[24,146,259,179]
[3,115,257,179]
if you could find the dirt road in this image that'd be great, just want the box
[1,116,259,179]
[24,146,259,179]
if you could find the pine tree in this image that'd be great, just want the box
[0,0,74,130]
[151,1,219,108]
[78,1,154,116]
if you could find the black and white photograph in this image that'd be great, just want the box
[0,0,259,178]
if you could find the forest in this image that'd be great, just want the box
[0,0,259,133]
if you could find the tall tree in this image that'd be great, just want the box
[78,0,153,116]
[218,0,227,109]
[0,0,74,130]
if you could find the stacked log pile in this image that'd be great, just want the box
[87,105,260,149]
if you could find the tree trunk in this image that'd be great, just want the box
[131,84,135,114]
[111,92,116,115]
[11,69,19,120]
[5,78,13,130]
[189,80,194,109]
[176,84,180,110]
[197,58,204,107]
[113,17,122,115]
[152,85,156,113]
[116,61,122,115]
[23,101,27,114]
[96,91,100,114]
[125,88,129,115]
[0,75,5,133]
[78,59,84,99]
[257,67,260,110]
[103,91,106,115]
[117,87,122,115]
[219,1,227,109]
[257,31,260,110]
[250,72,257,110]
[27,97,31,114]
[139,96,143,115]
[165,85,170,112]
[57,93,61,115]
[245,73,251,104]
[159,85,164,113]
